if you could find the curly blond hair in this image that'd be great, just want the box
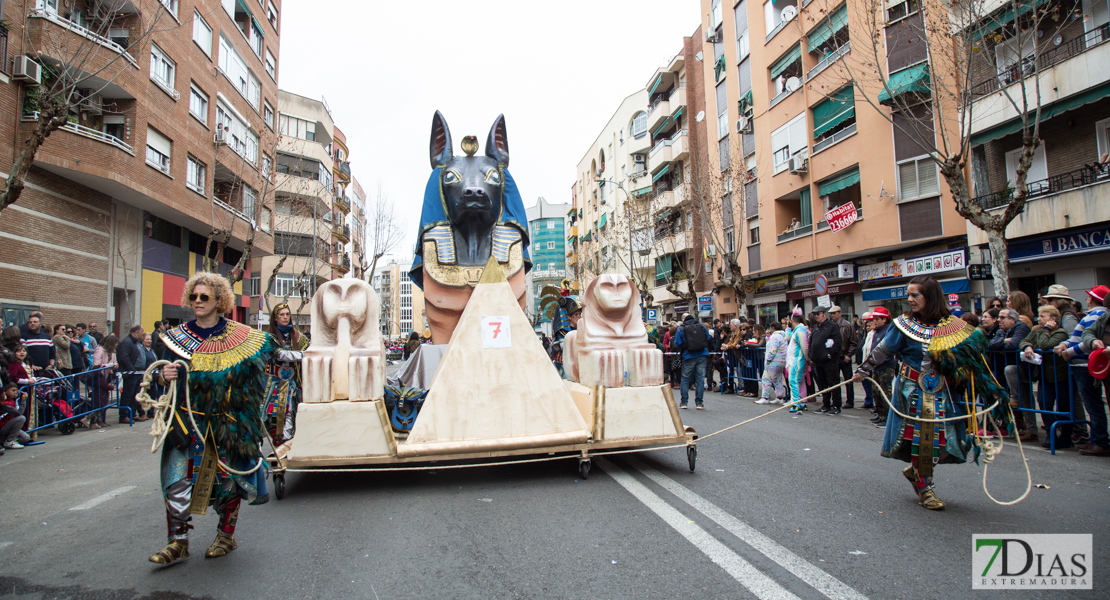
[181,272,235,315]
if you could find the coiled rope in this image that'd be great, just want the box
[136,360,266,477]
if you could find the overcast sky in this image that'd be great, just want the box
[279,0,699,259]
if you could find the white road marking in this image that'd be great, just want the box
[597,458,802,600]
[626,457,870,600]
[68,486,137,511]
[0,541,13,550]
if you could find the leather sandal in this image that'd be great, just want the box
[204,533,237,558]
[902,465,917,487]
[149,540,189,565]
[918,488,946,510]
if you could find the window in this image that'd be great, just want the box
[160,0,179,18]
[771,113,807,173]
[218,34,260,108]
[216,100,259,164]
[716,81,729,140]
[221,0,235,16]
[886,0,919,23]
[764,0,798,38]
[189,85,208,123]
[725,228,735,253]
[271,274,304,297]
[749,217,760,245]
[547,241,555,250]
[1097,117,1110,158]
[897,156,940,201]
[150,45,176,98]
[186,156,205,193]
[261,154,272,179]
[630,112,648,139]
[146,128,172,174]
[267,1,279,28]
[1005,145,1048,188]
[246,275,261,297]
[265,49,276,79]
[192,11,212,56]
[547,221,556,229]
[243,185,258,219]
[711,0,723,27]
[263,101,274,129]
[737,31,749,61]
[278,114,317,142]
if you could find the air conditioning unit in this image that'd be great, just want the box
[79,93,103,115]
[706,244,717,257]
[13,57,42,84]
[595,167,603,177]
[736,116,751,134]
[789,155,808,174]
[634,154,646,165]
[214,128,228,145]
[705,28,719,43]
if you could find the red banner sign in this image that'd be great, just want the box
[824,203,858,232]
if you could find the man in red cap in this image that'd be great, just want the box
[860,307,896,426]
[1063,285,1110,456]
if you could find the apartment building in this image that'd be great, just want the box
[0,0,281,333]
[699,0,970,322]
[962,0,1110,301]
[349,176,367,279]
[372,258,425,340]
[525,196,569,326]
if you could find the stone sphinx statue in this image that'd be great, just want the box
[564,274,663,388]
[303,279,385,403]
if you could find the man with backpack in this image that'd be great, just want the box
[674,313,710,409]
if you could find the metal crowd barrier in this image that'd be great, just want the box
[985,349,1091,455]
[16,366,130,440]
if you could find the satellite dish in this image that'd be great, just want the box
[786,77,801,92]
[695,110,705,123]
[781,6,798,21]
[696,51,704,61]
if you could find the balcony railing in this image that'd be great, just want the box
[30,3,138,68]
[333,196,350,212]
[973,162,1110,211]
[812,122,857,154]
[650,137,672,158]
[816,205,863,231]
[776,224,813,243]
[970,24,1109,98]
[333,224,350,242]
[336,160,351,179]
[22,111,134,154]
[769,85,797,109]
[806,41,850,81]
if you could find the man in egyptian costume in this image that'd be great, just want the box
[148,272,275,564]
[854,276,1009,510]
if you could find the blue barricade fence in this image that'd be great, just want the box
[986,350,1091,455]
[16,366,132,438]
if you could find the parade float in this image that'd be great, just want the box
[274,112,695,492]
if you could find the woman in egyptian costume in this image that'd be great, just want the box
[855,276,1010,510]
[264,303,308,455]
[148,273,276,564]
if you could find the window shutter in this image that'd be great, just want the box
[918,160,939,197]
[147,127,171,157]
[898,161,918,199]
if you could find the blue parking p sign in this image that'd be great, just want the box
[646,309,658,323]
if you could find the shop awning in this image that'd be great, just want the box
[878,63,930,105]
[817,166,860,196]
[770,44,802,80]
[806,4,848,49]
[812,87,855,138]
[652,165,670,182]
[969,80,1110,147]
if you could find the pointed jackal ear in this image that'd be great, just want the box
[430,111,453,169]
[485,114,509,167]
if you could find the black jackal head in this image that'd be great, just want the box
[429,111,509,233]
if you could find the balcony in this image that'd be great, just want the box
[654,186,688,212]
[29,2,138,68]
[806,42,850,82]
[973,162,1110,212]
[627,131,651,156]
[812,122,857,155]
[769,86,798,109]
[970,24,1109,100]
[333,196,350,213]
[333,224,350,243]
[22,112,133,154]
[332,254,351,275]
[776,224,813,244]
[646,88,686,133]
[566,252,577,266]
[335,160,351,181]
[649,137,673,163]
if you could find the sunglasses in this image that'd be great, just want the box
[188,293,212,302]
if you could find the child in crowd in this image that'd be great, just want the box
[7,345,37,386]
[1,382,32,451]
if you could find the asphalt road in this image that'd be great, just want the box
[1,385,1107,600]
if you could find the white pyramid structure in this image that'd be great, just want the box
[401,258,591,456]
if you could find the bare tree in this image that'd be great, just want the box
[361,182,405,283]
[648,175,703,311]
[807,0,1084,298]
[1,1,172,213]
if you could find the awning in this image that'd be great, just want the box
[970,80,1110,147]
[252,15,265,37]
[714,54,727,81]
[806,4,848,49]
[878,63,930,105]
[770,45,802,80]
[599,213,608,229]
[812,87,855,138]
[652,165,670,182]
[974,0,1048,40]
[633,185,653,196]
[649,74,663,95]
[818,166,860,196]
[738,89,753,112]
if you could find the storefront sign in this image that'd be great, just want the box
[824,203,858,232]
[792,267,840,288]
[754,293,787,305]
[753,274,790,293]
[857,248,967,283]
[1009,223,1110,263]
[968,263,993,280]
[786,283,860,301]
[861,278,970,302]
[837,263,855,279]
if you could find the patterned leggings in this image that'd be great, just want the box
[760,362,787,400]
